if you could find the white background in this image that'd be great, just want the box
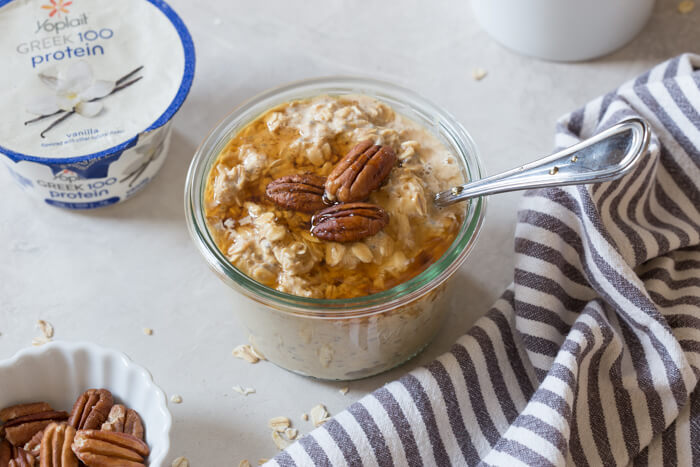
[1,0,698,464]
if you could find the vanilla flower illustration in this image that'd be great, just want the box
[26,60,115,118]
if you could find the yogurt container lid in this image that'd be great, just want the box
[0,0,195,164]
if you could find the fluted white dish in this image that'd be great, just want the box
[0,341,171,466]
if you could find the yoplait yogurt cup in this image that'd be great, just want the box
[0,0,195,209]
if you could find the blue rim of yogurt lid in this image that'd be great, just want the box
[0,0,196,164]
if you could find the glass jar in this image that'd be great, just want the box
[184,77,485,380]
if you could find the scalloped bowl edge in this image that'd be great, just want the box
[0,341,171,466]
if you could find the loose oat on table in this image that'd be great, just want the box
[472,68,488,81]
[300,413,308,421]
[37,320,54,338]
[271,430,291,450]
[31,335,52,346]
[204,94,465,299]
[285,428,298,440]
[268,416,291,432]
[170,395,183,404]
[143,327,153,336]
[232,344,265,363]
[310,404,330,427]
[249,345,266,360]
[678,0,695,13]
[339,387,349,395]
[258,460,269,466]
[232,385,256,396]
[172,457,190,467]
[238,461,251,467]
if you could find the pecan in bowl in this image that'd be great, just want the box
[1,395,149,467]
[72,430,149,467]
[22,429,44,459]
[40,422,78,467]
[0,342,171,464]
[0,440,11,465]
[68,390,113,431]
[0,403,68,447]
[101,405,144,441]
[7,445,35,467]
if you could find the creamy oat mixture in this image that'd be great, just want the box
[204,95,465,299]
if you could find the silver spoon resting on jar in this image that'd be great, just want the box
[434,117,650,207]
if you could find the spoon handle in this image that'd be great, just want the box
[434,117,650,208]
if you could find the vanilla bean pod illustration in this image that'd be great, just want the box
[25,65,144,138]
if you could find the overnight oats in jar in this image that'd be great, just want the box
[185,78,484,380]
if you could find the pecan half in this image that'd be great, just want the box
[8,446,34,467]
[68,390,113,430]
[0,403,52,424]
[266,174,328,213]
[40,423,78,467]
[1,440,11,466]
[2,411,68,447]
[72,430,149,467]
[101,405,144,441]
[23,429,44,458]
[325,140,396,203]
[311,203,389,243]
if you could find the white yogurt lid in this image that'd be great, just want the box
[0,0,195,162]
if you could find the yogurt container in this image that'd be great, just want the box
[0,0,195,209]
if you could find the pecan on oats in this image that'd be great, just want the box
[325,140,396,203]
[68,389,113,430]
[0,406,68,447]
[101,405,144,441]
[72,430,149,466]
[40,423,78,467]
[310,203,389,243]
[266,174,327,213]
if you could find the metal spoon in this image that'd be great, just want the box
[434,117,650,208]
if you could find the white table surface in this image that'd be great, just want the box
[1,1,698,464]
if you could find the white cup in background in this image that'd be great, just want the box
[471,0,655,62]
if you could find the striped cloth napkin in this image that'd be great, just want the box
[270,53,700,466]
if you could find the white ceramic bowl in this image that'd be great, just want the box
[0,341,171,466]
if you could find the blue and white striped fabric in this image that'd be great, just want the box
[270,53,700,466]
